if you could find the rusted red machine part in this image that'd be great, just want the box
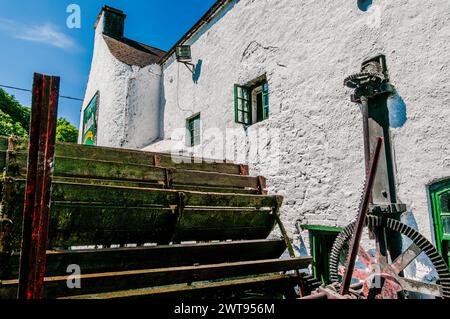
[17,73,60,299]
[339,137,383,296]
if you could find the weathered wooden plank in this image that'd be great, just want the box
[5,136,242,175]
[59,274,299,300]
[172,184,259,195]
[4,180,282,251]
[171,170,259,189]
[47,206,275,246]
[174,208,275,242]
[11,154,167,182]
[52,176,164,189]
[49,182,281,209]
[48,205,176,247]
[9,152,258,191]
[1,258,310,299]
[4,240,287,279]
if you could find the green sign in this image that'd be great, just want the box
[83,94,98,145]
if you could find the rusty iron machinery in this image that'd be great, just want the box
[303,55,450,300]
[329,215,450,299]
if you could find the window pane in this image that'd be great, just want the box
[262,82,269,93]
[244,113,249,124]
[243,88,250,100]
[442,216,450,236]
[440,192,450,214]
[244,100,250,112]
[187,115,200,146]
[238,87,243,99]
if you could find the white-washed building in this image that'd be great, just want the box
[81,1,450,285]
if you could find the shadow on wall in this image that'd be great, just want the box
[387,93,408,128]
[193,59,203,84]
[358,0,373,11]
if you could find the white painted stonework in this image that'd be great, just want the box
[152,0,450,243]
[83,0,450,283]
[80,12,162,149]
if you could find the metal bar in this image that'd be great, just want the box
[339,137,384,295]
[17,73,60,299]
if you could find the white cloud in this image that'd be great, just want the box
[0,18,79,51]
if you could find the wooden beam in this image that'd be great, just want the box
[17,73,60,300]
[1,258,312,299]
[4,239,287,279]
[61,274,300,300]
[4,136,243,175]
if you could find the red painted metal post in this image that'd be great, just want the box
[17,73,60,299]
[339,137,384,296]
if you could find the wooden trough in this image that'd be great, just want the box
[0,136,314,299]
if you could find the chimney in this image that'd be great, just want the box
[94,6,126,38]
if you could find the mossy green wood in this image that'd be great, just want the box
[4,180,281,250]
[4,239,287,279]
[7,151,259,190]
[0,136,242,175]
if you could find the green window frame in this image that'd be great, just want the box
[234,84,252,125]
[187,114,201,147]
[261,81,269,121]
[430,180,450,268]
[234,80,269,125]
[302,225,343,284]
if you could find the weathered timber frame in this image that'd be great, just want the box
[17,73,60,299]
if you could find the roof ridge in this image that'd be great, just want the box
[103,34,166,67]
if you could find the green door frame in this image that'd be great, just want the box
[302,225,343,284]
[429,180,450,267]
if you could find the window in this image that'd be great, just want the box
[430,180,450,268]
[82,92,99,145]
[187,114,201,147]
[234,80,269,125]
[302,225,343,284]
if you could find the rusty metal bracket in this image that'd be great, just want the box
[239,165,249,176]
[339,137,384,296]
[153,155,162,167]
[257,176,267,195]
[17,73,60,299]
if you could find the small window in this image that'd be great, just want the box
[234,80,269,125]
[303,225,343,284]
[186,114,201,147]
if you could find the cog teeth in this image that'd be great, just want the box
[328,216,450,299]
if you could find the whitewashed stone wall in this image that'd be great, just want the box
[153,0,450,250]
[80,12,162,149]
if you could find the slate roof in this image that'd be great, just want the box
[103,35,166,68]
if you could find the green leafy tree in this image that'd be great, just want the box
[0,110,28,136]
[56,118,79,143]
[0,88,79,143]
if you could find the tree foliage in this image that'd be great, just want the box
[0,88,79,143]
[56,118,79,143]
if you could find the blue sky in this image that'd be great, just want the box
[0,0,217,128]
